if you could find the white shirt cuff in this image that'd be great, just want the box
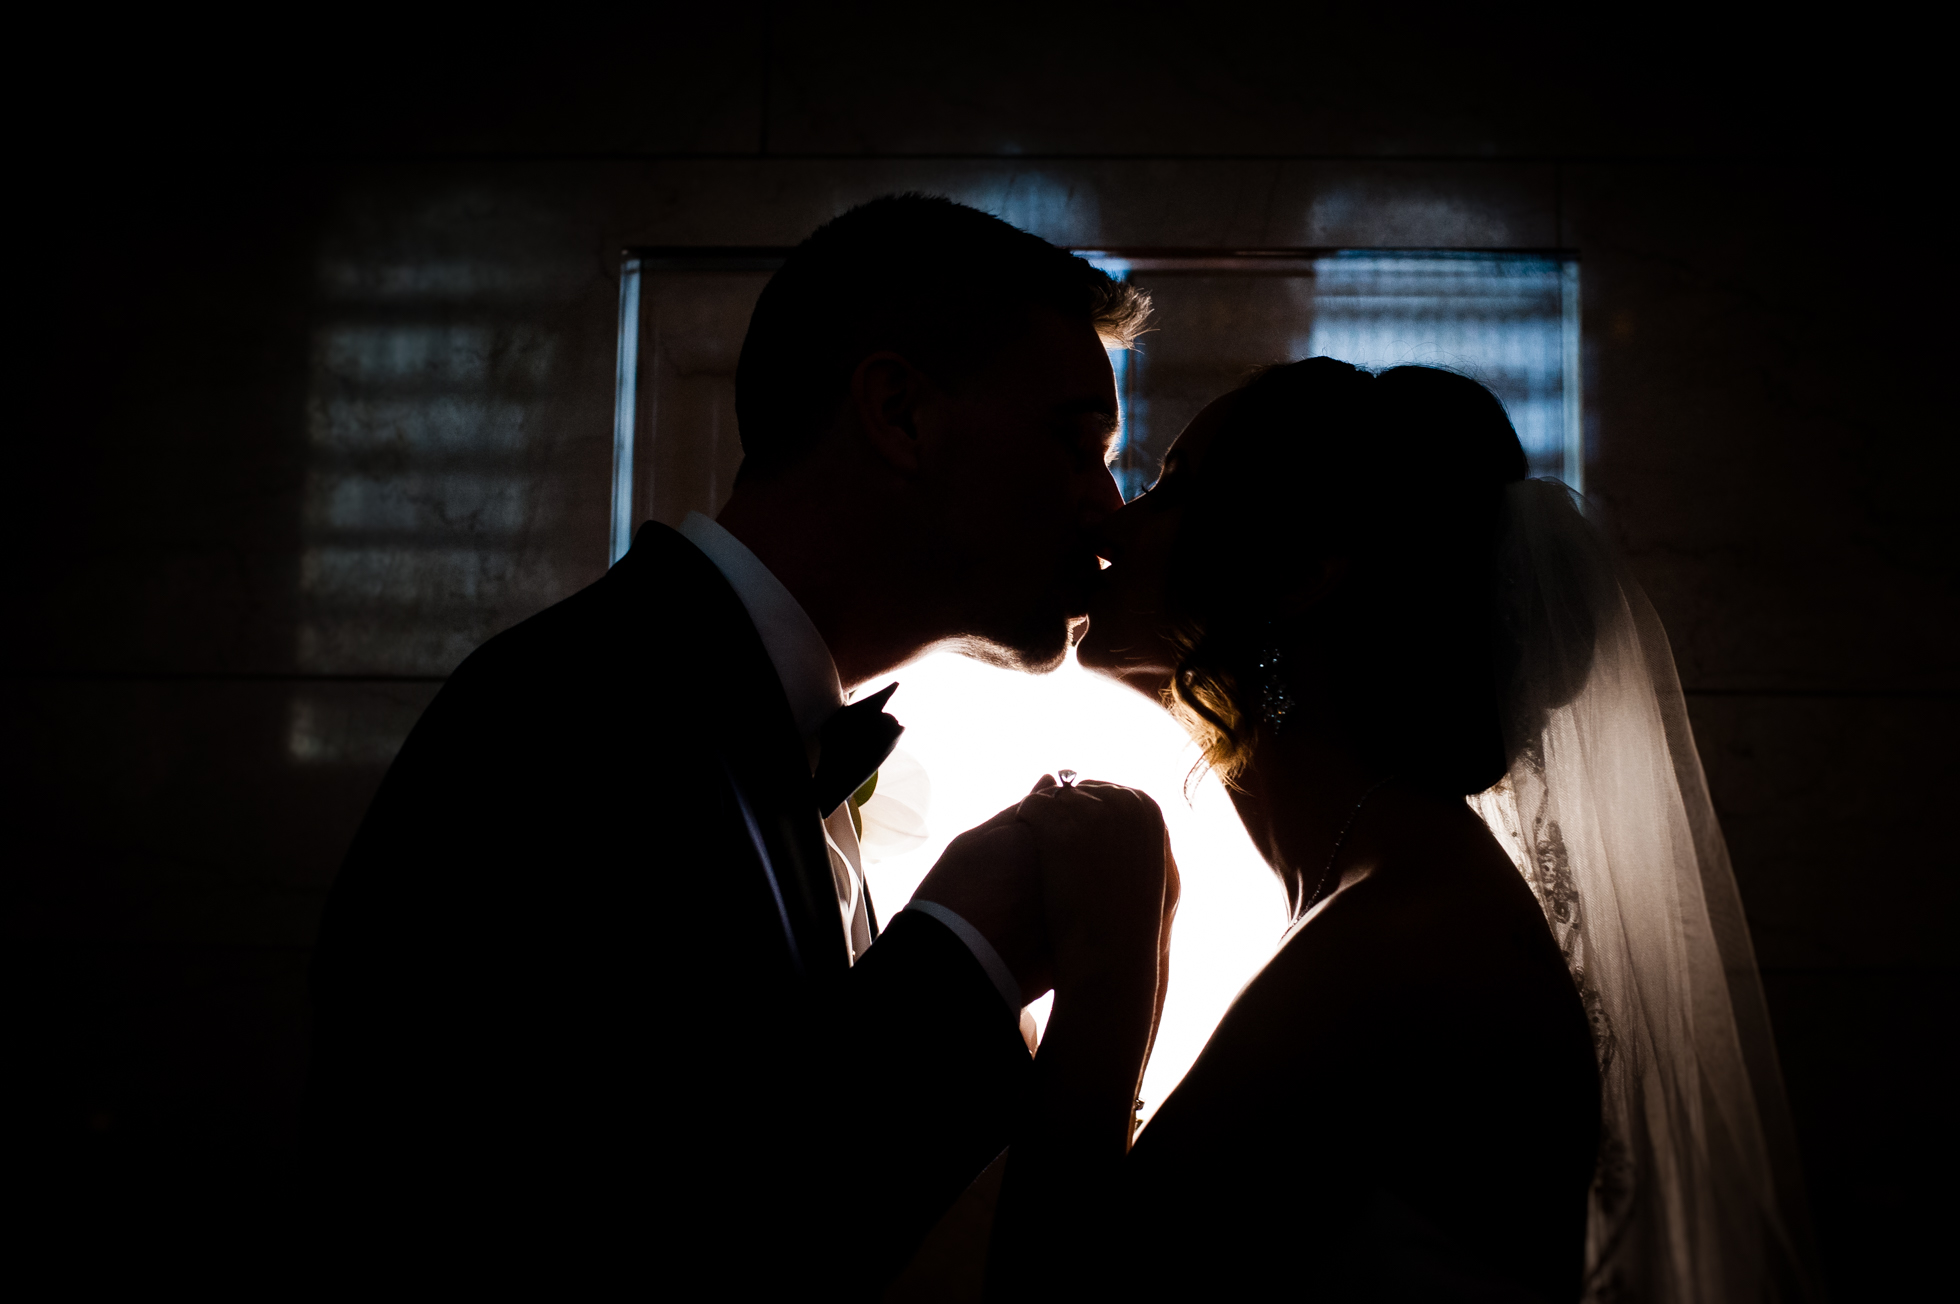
[902,900,1022,1018]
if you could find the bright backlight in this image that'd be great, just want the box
[861,649,1288,1129]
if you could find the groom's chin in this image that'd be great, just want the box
[945,619,1073,675]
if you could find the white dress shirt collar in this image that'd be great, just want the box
[679,511,845,738]
[675,513,1020,1009]
[680,511,877,961]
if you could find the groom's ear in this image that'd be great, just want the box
[850,351,934,473]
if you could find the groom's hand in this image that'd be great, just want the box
[911,775,1062,1005]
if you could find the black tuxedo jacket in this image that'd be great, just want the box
[307,522,1030,1289]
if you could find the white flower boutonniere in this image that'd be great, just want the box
[847,747,932,862]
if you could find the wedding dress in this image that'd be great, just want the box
[1468,481,1824,1303]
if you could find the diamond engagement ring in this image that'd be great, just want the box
[1057,769,1078,787]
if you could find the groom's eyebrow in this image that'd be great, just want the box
[1055,396,1120,438]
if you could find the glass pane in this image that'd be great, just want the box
[1103,259,1319,501]
[1306,252,1579,485]
[1093,251,1582,498]
[614,256,782,563]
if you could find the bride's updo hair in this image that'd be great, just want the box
[1165,358,1529,794]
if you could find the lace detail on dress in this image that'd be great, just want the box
[1468,768,1633,1304]
[1520,810,1617,1078]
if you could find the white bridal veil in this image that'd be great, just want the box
[1468,481,1824,1304]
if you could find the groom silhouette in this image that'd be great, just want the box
[305,195,1149,1288]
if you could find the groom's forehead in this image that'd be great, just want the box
[986,312,1117,407]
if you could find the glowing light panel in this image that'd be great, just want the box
[859,651,1285,1128]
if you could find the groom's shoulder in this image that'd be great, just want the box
[456,521,750,686]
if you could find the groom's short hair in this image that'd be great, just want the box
[734,194,1148,481]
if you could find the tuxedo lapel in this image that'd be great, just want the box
[609,521,850,983]
[309,514,1033,1290]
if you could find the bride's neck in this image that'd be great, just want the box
[1228,722,1390,919]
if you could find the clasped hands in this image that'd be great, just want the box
[913,773,1178,1052]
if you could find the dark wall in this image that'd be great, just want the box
[9,6,1950,1293]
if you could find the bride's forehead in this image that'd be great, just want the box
[1165,395,1238,467]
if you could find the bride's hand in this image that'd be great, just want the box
[985,780,1177,1300]
[1014,780,1178,1139]
[1016,780,1174,993]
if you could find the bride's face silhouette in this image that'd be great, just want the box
[1076,395,1235,695]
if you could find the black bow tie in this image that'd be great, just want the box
[812,683,904,818]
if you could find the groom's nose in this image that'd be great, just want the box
[1078,461,1124,522]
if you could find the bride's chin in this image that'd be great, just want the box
[1072,624,1126,677]
[1071,616,1106,662]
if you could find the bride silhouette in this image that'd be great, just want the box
[989,359,1821,1301]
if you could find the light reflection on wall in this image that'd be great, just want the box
[291,258,572,762]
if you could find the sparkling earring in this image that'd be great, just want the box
[1255,625,1295,732]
